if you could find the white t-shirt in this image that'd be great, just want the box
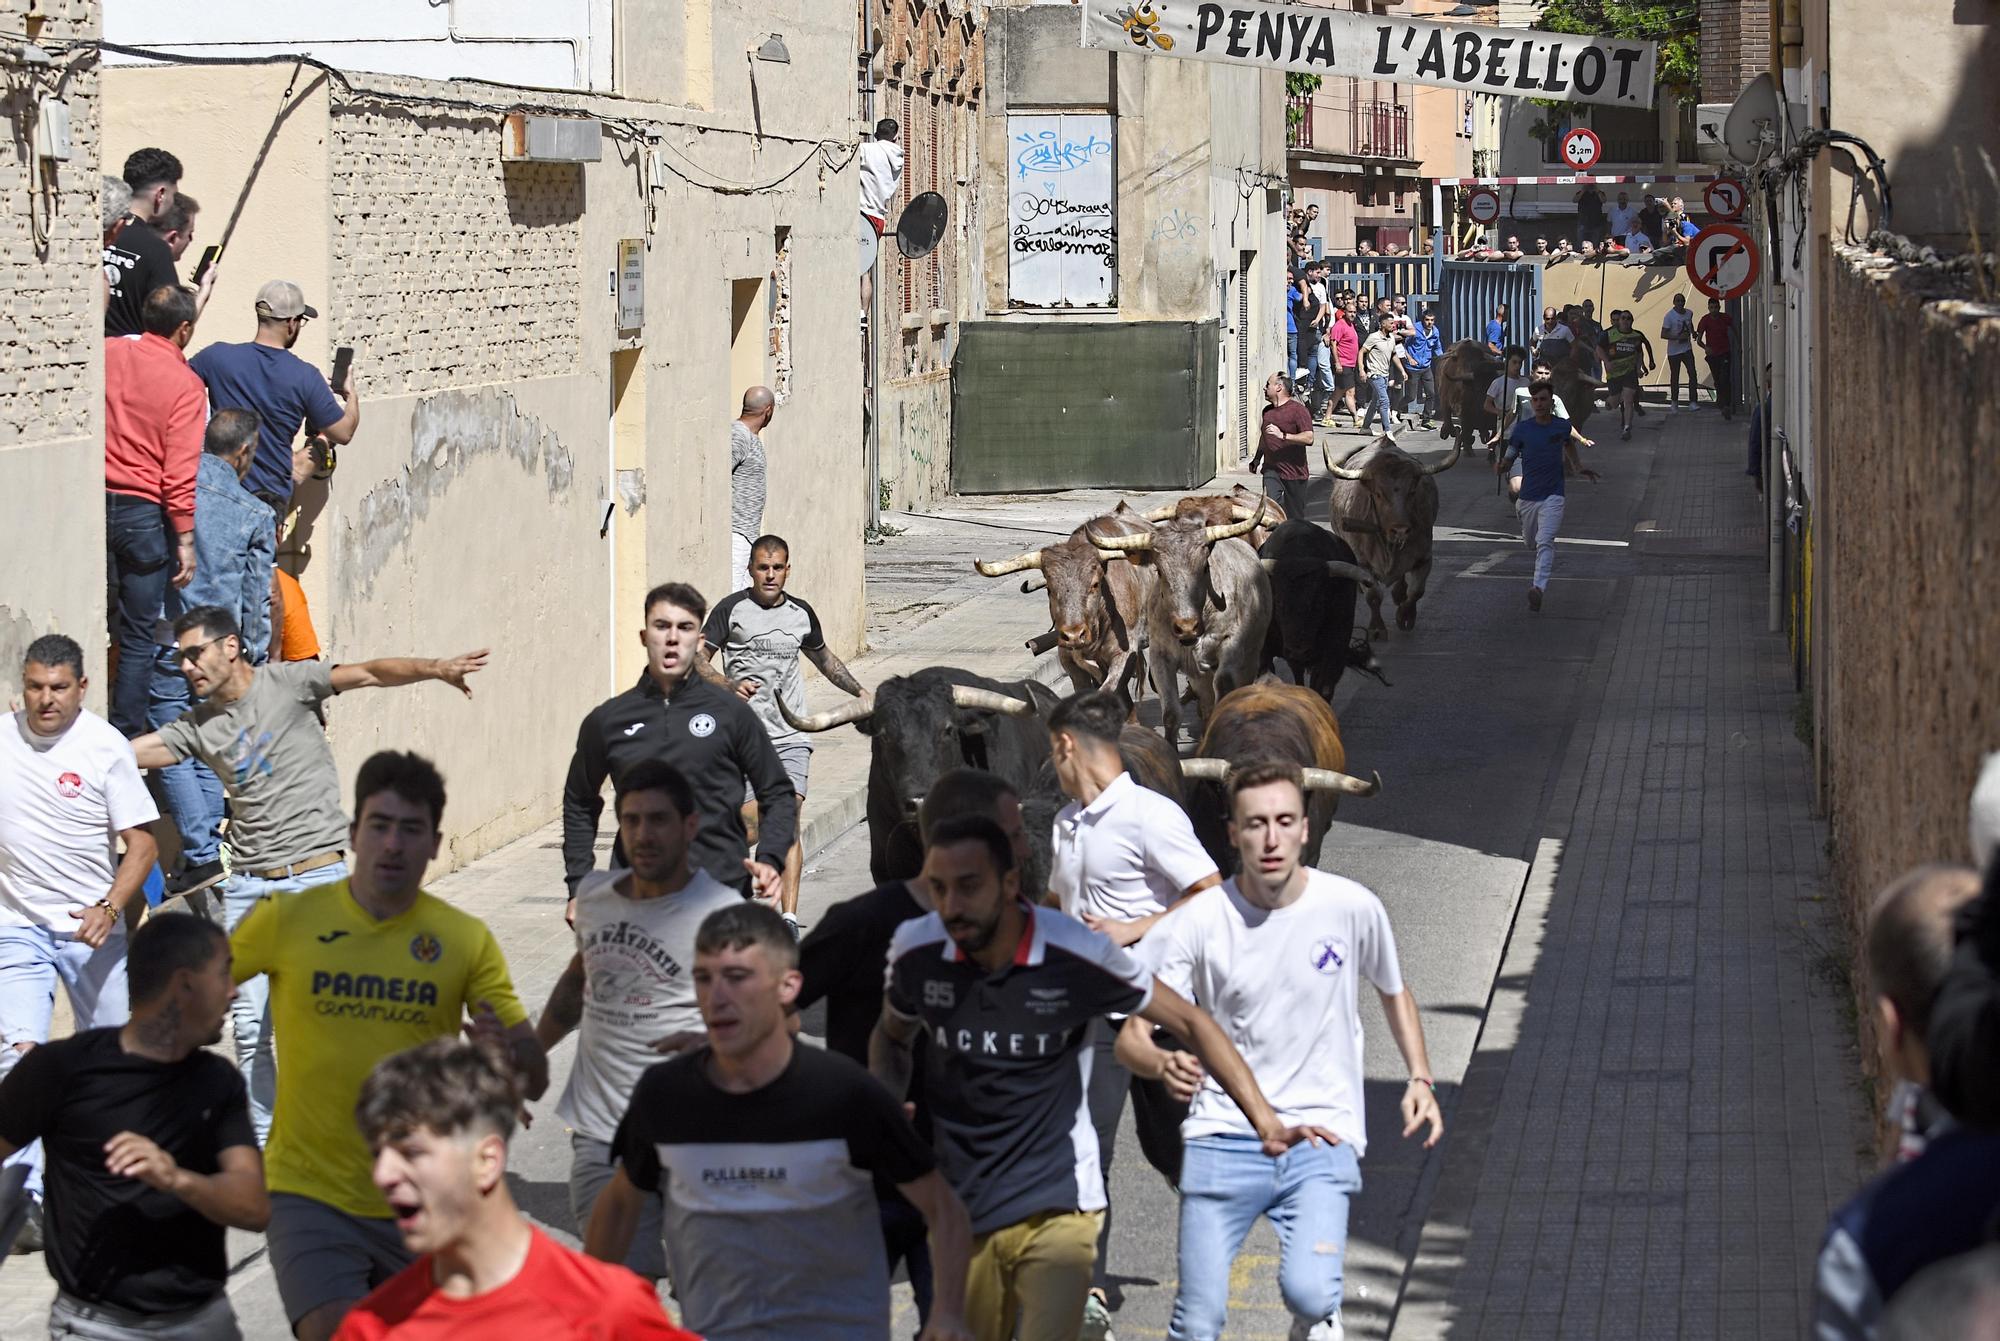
[858,139,904,221]
[1485,372,1528,421]
[555,866,743,1142]
[1605,202,1638,236]
[1624,229,1654,254]
[1661,307,1695,355]
[1137,870,1403,1151]
[0,709,158,928]
[1049,772,1218,924]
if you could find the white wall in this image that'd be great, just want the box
[104,0,614,91]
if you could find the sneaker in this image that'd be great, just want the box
[166,859,227,899]
[1081,1292,1116,1341]
[1528,586,1544,612]
[1288,1314,1344,1341]
[1619,426,1631,441]
[781,913,802,942]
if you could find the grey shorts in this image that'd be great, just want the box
[49,1291,240,1341]
[570,1133,667,1280]
[265,1192,411,1327]
[744,739,812,806]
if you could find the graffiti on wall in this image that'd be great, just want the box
[1008,114,1117,308]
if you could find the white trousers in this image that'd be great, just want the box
[1516,493,1566,589]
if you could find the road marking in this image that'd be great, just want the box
[1437,525,1630,548]
[1459,550,1515,577]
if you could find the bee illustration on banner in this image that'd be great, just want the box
[1118,3,1175,50]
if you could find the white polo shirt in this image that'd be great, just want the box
[0,709,158,929]
[1048,772,1218,924]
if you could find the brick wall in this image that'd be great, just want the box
[1819,242,2000,1074]
[0,0,99,450]
[328,100,584,397]
[1699,0,1771,106]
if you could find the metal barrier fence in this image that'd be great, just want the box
[1435,260,1542,352]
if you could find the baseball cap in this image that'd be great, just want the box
[254,280,319,320]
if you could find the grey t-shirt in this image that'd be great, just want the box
[154,661,345,868]
[728,421,766,540]
[702,589,825,745]
[555,866,741,1143]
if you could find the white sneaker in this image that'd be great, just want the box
[1288,1314,1343,1341]
[1081,1292,1116,1341]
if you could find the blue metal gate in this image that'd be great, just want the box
[1435,260,1542,353]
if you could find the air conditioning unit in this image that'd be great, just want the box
[502,114,602,163]
[1692,103,1731,164]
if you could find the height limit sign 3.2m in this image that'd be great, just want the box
[1686,223,1760,301]
[1560,127,1601,171]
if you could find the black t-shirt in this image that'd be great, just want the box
[1577,187,1605,226]
[103,220,180,338]
[884,904,1151,1234]
[611,1044,935,1338]
[0,1029,254,1313]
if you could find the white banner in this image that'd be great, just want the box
[1081,0,1657,109]
[1007,113,1118,308]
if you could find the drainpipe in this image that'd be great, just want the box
[861,3,882,530]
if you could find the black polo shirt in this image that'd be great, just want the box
[562,672,796,894]
[884,904,1151,1234]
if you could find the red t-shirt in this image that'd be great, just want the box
[332,1228,699,1340]
[1696,312,1732,355]
[1258,399,1315,479]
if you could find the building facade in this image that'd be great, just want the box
[84,0,866,870]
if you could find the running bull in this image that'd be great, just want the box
[1322,434,1462,640]
[1256,519,1389,703]
[977,504,1156,699]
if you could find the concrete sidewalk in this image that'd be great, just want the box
[1388,407,1873,1339]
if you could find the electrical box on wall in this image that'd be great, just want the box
[501,114,602,163]
[35,96,70,161]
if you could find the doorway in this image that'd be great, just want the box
[610,348,647,688]
[729,277,767,406]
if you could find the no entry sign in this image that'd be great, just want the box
[1560,127,1602,171]
[1703,176,1747,220]
[1465,187,1502,225]
[1686,223,1760,300]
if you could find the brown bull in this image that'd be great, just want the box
[1179,682,1380,873]
[1323,434,1460,640]
[1435,339,1504,455]
[975,503,1154,699]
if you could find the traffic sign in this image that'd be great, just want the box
[1465,187,1501,226]
[1560,127,1602,171]
[1704,176,1747,220]
[1686,223,1760,300]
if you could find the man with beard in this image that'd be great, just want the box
[0,916,267,1340]
[534,760,738,1282]
[872,815,1325,1341]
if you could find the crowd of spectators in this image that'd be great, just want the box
[1455,186,1701,266]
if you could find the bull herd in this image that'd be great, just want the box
[779,426,1485,899]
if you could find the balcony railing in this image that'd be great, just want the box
[1288,96,1410,159]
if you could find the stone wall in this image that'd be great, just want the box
[1818,242,2000,1048]
[0,0,105,701]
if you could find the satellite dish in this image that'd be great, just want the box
[1722,73,1779,167]
[858,212,879,277]
[897,191,949,259]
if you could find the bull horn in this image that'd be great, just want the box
[1418,440,1464,476]
[1141,503,1180,521]
[1020,574,1047,593]
[1179,758,1230,781]
[1091,528,1156,553]
[1321,438,1372,480]
[1093,548,1131,563]
[975,550,1044,577]
[779,694,876,733]
[1301,767,1382,796]
[949,685,1037,716]
[1202,494,1267,543]
[1323,560,1380,585]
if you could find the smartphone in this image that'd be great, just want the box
[330,346,354,396]
[192,244,221,285]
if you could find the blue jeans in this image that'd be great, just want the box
[219,861,348,1143]
[0,924,130,1199]
[1168,1134,1362,1340]
[1314,343,1335,395]
[1360,374,1393,431]
[149,651,223,867]
[105,493,173,737]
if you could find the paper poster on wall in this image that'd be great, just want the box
[1008,113,1117,308]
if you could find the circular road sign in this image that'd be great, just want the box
[1465,187,1501,226]
[1686,223,1761,300]
[1703,176,1747,220]
[1560,127,1602,171]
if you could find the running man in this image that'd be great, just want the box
[564,582,794,919]
[336,1038,693,1339]
[1115,761,1442,1341]
[588,903,976,1341]
[0,916,266,1341]
[1695,296,1735,418]
[700,535,868,933]
[231,751,547,1341]
[1660,293,1698,410]
[873,814,1323,1341]
[1597,311,1654,441]
[534,760,738,1282]
[1499,380,1600,612]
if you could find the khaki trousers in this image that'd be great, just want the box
[965,1208,1104,1341]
